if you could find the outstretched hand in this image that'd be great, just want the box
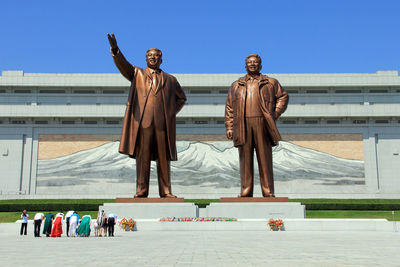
[107,33,118,49]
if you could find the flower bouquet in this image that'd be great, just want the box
[268,218,284,231]
[118,218,135,231]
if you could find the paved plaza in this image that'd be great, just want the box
[1,223,400,266]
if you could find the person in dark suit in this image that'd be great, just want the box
[108,34,186,198]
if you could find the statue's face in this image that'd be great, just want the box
[245,56,262,75]
[146,50,162,69]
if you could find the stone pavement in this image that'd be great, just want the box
[1,223,400,266]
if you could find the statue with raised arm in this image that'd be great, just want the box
[107,33,186,198]
[225,54,289,197]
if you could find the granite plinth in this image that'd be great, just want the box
[220,197,289,202]
[116,197,185,203]
[203,202,305,219]
[99,202,198,219]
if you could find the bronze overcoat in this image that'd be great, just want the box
[112,50,186,161]
[225,75,289,147]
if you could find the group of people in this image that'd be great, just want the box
[96,210,117,237]
[20,210,117,238]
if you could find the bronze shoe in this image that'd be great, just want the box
[163,194,177,198]
[134,194,147,198]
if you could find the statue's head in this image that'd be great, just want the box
[245,54,262,75]
[146,48,163,70]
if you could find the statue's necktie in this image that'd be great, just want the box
[152,72,158,93]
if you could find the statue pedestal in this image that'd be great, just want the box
[100,197,304,220]
[202,198,305,219]
[220,197,289,202]
[115,197,185,203]
[99,201,198,219]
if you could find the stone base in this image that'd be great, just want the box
[220,197,289,202]
[202,202,305,219]
[99,202,198,219]
[131,218,396,232]
[116,198,185,203]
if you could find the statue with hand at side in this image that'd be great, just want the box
[107,33,186,198]
[225,54,289,197]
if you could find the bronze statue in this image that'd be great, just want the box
[225,54,289,197]
[107,33,186,198]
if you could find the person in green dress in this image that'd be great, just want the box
[42,213,54,237]
[77,215,91,237]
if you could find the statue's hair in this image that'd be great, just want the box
[245,54,262,64]
[146,48,162,57]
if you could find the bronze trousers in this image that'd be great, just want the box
[238,117,274,197]
[135,125,172,197]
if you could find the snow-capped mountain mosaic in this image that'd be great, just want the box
[36,141,365,196]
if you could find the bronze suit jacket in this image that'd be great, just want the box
[112,50,186,161]
[225,75,289,147]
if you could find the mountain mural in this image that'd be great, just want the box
[37,141,365,188]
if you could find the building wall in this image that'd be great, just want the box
[1,70,400,198]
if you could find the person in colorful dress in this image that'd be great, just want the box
[42,213,54,237]
[68,211,79,237]
[50,212,63,237]
[78,215,91,237]
[64,210,74,237]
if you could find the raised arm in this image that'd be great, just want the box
[107,33,136,81]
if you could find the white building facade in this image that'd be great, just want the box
[0,70,399,198]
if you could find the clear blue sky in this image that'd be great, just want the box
[1,0,399,74]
